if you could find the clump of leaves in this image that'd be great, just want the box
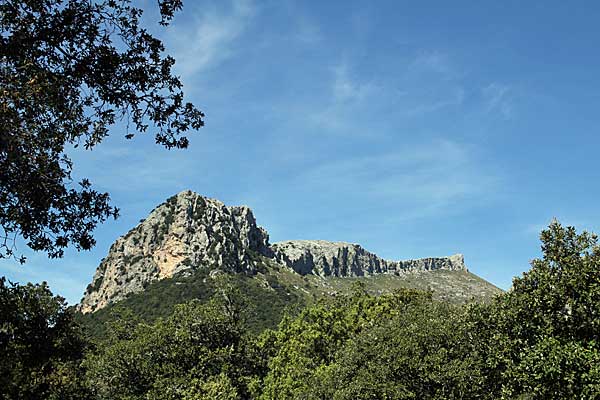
[84,291,253,399]
[486,220,600,398]
[0,277,89,398]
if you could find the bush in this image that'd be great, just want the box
[0,278,89,399]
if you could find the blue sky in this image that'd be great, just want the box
[3,0,600,304]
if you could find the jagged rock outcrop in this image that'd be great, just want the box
[79,190,271,313]
[79,190,467,313]
[271,240,466,277]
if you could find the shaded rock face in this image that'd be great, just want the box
[79,190,466,313]
[78,191,271,313]
[271,240,466,277]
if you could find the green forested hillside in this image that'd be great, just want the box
[77,254,501,340]
[76,266,308,339]
[3,222,599,399]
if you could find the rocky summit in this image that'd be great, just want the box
[79,190,472,313]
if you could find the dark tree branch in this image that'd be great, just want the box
[0,0,204,262]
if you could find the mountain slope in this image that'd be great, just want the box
[79,190,501,315]
[78,257,500,339]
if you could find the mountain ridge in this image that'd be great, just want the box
[272,240,466,276]
[79,190,491,314]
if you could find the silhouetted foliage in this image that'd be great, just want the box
[0,0,204,261]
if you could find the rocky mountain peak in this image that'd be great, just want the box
[78,190,271,313]
[79,191,468,313]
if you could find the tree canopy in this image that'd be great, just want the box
[0,277,89,399]
[3,219,600,398]
[0,0,204,262]
[486,220,600,398]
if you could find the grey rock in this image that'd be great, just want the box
[78,191,466,313]
[271,240,466,277]
[78,190,270,313]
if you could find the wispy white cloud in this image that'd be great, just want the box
[410,50,456,79]
[332,63,376,103]
[291,139,499,221]
[307,62,379,133]
[308,52,465,133]
[482,82,514,119]
[401,87,465,117]
[167,0,256,83]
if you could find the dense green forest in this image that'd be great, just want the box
[2,221,600,399]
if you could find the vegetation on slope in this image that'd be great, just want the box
[4,222,599,398]
[77,254,500,340]
[77,265,308,339]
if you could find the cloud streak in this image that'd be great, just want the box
[482,83,514,119]
[166,0,256,83]
[410,50,459,80]
[289,139,500,222]
[332,63,376,103]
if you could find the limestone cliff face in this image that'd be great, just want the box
[78,191,271,313]
[271,240,466,277]
[79,190,466,313]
